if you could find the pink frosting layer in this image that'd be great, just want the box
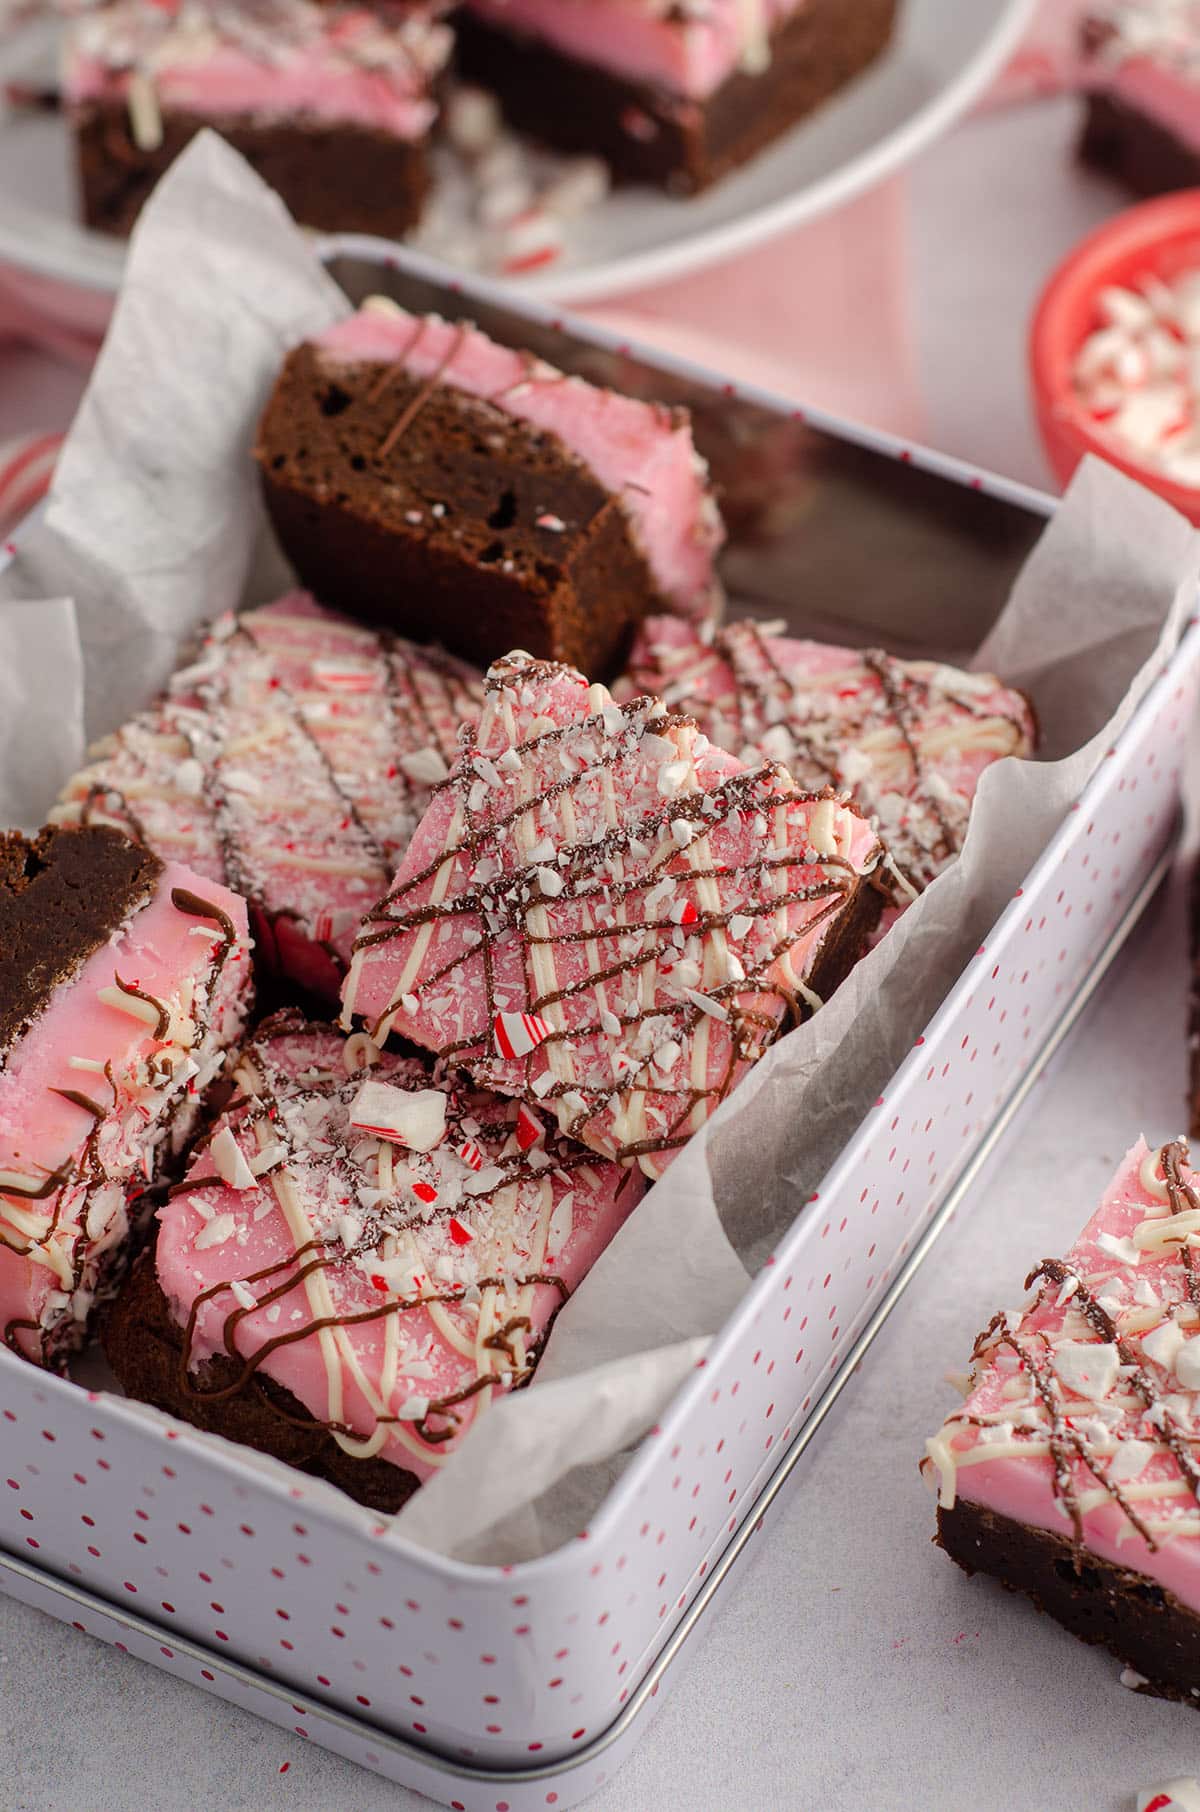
[621,615,1036,902]
[463,0,803,100]
[0,864,252,1357]
[342,652,881,1179]
[66,47,436,137]
[64,4,453,140]
[53,593,483,1001]
[927,1140,1200,1619]
[155,1024,642,1481]
[317,304,724,621]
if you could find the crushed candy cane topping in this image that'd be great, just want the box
[1086,1,1200,77]
[156,1016,641,1477]
[924,1138,1200,1617]
[0,874,250,1365]
[621,615,1034,903]
[343,651,883,1178]
[51,593,483,991]
[1071,272,1200,489]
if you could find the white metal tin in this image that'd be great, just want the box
[0,824,1186,1812]
[1,248,1196,1808]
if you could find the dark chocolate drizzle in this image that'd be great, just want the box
[67,604,483,961]
[48,1088,105,1121]
[628,622,1034,898]
[0,871,244,1360]
[950,1140,1200,1566]
[111,972,170,1039]
[172,1024,582,1460]
[352,656,878,1165]
[378,322,471,460]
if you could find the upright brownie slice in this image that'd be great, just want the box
[0,824,252,1369]
[621,615,1036,920]
[256,299,724,680]
[342,651,883,1178]
[64,0,454,239]
[53,593,483,1001]
[104,1015,642,1508]
[925,1137,1200,1706]
[456,0,898,194]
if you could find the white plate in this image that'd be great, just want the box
[0,0,1033,308]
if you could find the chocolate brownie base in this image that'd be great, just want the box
[256,341,663,678]
[807,852,884,1006]
[103,1241,420,1515]
[0,824,163,1055]
[937,1499,1200,1706]
[455,0,898,194]
[73,101,431,239]
[1080,90,1200,198]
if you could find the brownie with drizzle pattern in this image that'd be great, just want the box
[620,614,1036,927]
[255,299,725,682]
[52,592,483,1003]
[104,1014,641,1508]
[0,823,252,1369]
[342,650,885,1180]
[926,1138,1200,1706]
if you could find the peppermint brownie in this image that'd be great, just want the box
[620,615,1036,918]
[926,1138,1200,1706]
[342,651,884,1178]
[53,593,483,1001]
[455,0,899,195]
[256,299,724,680]
[0,824,251,1369]
[65,0,454,238]
[1080,1,1200,196]
[104,1015,642,1508]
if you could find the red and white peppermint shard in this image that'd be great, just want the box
[349,1080,446,1152]
[311,658,376,692]
[1138,1783,1200,1812]
[458,1139,485,1172]
[515,1104,544,1152]
[493,1011,551,1060]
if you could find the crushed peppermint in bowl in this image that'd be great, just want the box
[1031,188,1200,521]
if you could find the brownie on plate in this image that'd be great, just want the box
[455,0,899,194]
[64,0,454,238]
[1080,2,1200,196]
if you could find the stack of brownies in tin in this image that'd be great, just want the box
[3,293,1035,1519]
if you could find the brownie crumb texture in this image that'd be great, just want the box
[73,102,431,240]
[256,342,660,678]
[938,1499,1200,1709]
[0,823,164,1056]
[102,1243,420,1515]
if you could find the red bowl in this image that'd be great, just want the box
[1030,188,1200,524]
